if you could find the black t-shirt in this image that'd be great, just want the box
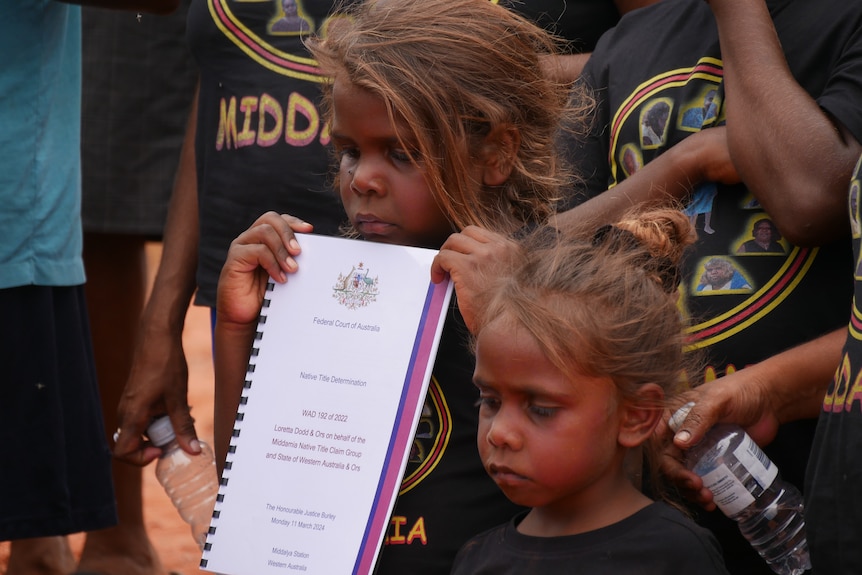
[451,503,729,575]
[570,0,862,572]
[497,0,621,52]
[187,0,347,306]
[806,153,862,574]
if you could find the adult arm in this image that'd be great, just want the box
[114,85,201,466]
[709,0,862,245]
[437,128,736,325]
[431,122,732,331]
[657,327,845,508]
[542,54,592,85]
[554,125,737,233]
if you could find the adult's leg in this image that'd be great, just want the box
[6,537,75,575]
[78,233,164,575]
[2,285,116,574]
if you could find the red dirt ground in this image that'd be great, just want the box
[0,243,214,575]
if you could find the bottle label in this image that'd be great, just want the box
[703,463,756,516]
[702,435,778,517]
[733,434,778,490]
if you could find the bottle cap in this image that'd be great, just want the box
[146,415,176,446]
[668,401,696,432]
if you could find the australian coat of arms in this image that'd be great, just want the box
[333,262,380,310]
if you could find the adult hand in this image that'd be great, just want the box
[114,310,198,466]
[655,367,781,509]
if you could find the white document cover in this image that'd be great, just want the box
[200,233,453,575]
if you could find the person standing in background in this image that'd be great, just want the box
[558,0,862,571]
[0,1,180,573]
[112,0,349,470]
[79,2,198,573]
[661,153,862,574]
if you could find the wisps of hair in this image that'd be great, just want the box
[308,0,592,234]
[476,208,696,383]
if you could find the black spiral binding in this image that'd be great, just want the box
[200,280,275,569]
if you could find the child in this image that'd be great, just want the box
[212,0,589,573]
[450,209,730,574]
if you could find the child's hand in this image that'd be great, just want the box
[431,226,519,333]
[217,211,313,327]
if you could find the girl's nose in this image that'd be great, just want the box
[485,409,522,451]
[348,159,384,196]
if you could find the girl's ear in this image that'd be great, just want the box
[618,383,665,448]
[481,125,521,187]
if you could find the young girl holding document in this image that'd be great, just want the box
[212,0,589,572]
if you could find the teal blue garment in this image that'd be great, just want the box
[0,1,84,288]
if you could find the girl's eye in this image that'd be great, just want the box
[475,395,500,411]
[390,149,412,163]
[338,146,359,160]
[529,405,557,419]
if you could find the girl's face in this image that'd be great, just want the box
[331,78,454,249]
[473,317,629,518]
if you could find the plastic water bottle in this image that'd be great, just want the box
[668,402,811,575]
[147,416,220,550]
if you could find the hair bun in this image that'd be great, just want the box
[597,209,696,294]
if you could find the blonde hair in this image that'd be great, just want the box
[474,208,699,501]
[309,0,591,234]
[476,208,696,393]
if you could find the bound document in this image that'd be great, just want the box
[200,233,453,575]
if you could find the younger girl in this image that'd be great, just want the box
[450,209,730,574]
[213,0,588,573]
